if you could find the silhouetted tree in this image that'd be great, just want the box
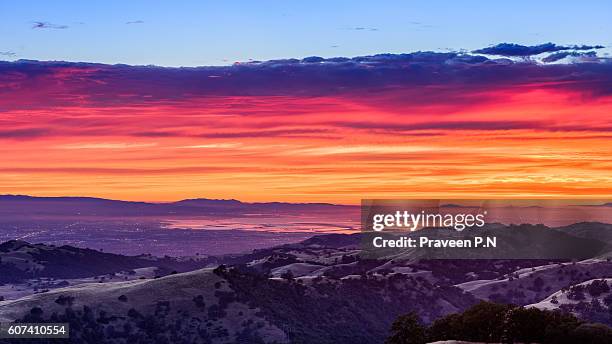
[385,312,426,344]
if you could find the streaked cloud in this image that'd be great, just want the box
[56,142,157,149]
[343,27,379,32]
[0,128,51,139]
[32,21,69,29]
[179,143,241,149]
[290,145,440,156]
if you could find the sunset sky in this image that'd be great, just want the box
[1,2,611,204]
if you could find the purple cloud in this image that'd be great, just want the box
[0,45,610,113]
[0,128,51,139]
[542,51,598,63]
[473,42,604,57]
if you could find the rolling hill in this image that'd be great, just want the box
[1,222,611,343]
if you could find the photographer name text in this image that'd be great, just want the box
[372,236,497,248]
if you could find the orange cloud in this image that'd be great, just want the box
[0,56,611,203]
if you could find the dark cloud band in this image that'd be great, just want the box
[0,44,610,113]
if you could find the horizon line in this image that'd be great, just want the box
[1,194,610,207]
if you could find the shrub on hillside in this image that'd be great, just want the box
[387,301,612,344]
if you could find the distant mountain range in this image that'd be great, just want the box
[0,194,353,218]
